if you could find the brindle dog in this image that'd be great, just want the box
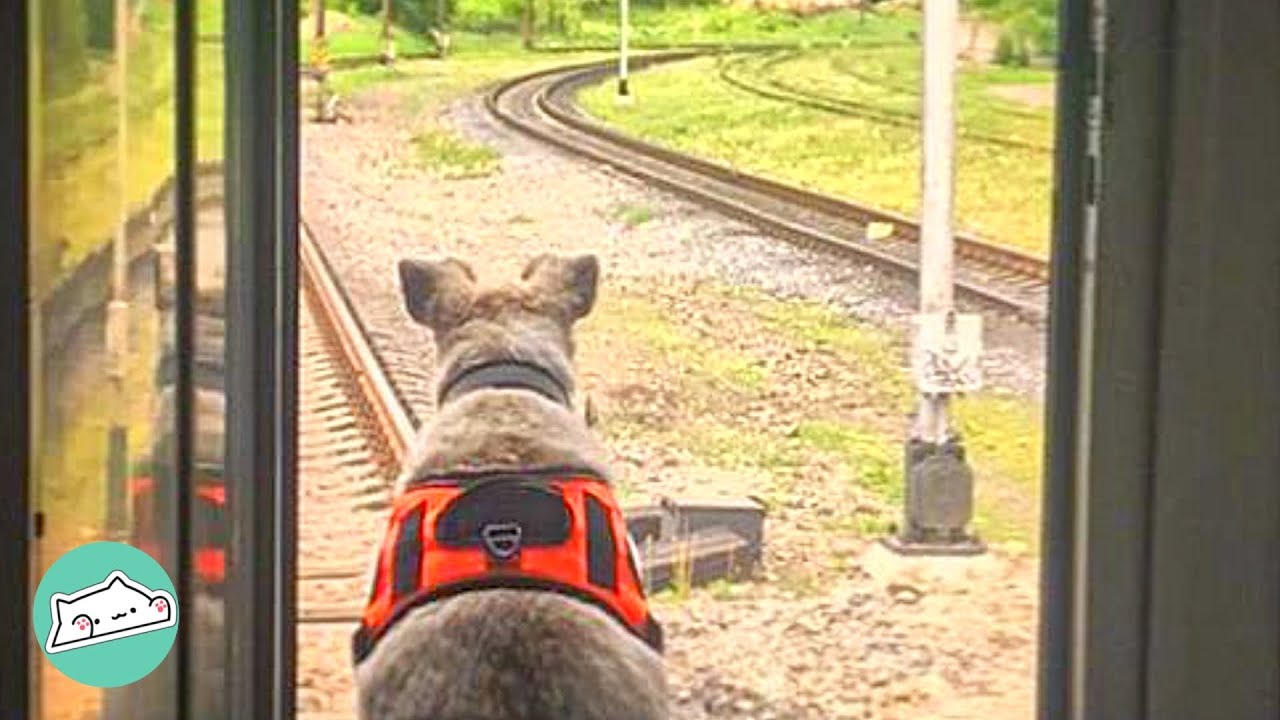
[355,253,668,720]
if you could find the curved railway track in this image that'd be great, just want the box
[485,54,1049,322]
[716,50,1053,154]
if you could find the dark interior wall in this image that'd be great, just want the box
[0,0,30,710]
[1144,1,1280,717]
[1049,0,1280,718]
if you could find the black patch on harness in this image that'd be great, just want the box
[392,506,424,601]
[435,482,571,550]
[584,494,617,590]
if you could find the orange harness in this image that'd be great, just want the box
[130,476,227,586]
[352,468,664,664]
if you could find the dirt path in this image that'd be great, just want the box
[298,63,1039,719]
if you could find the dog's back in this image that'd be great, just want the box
[354,254,668,720]
[357,589,665,720]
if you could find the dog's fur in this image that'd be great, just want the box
[355,253,668,720]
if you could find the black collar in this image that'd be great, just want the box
[437,359,572,407]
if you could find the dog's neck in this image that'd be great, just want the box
[436,358,572,407]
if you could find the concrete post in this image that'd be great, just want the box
[887,0,983,556]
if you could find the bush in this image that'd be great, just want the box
[973,0,1057,67]
[345,0,448,33]
[453,0,523,31]
[41,0,91,98]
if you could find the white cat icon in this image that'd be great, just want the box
[45,570,178,654]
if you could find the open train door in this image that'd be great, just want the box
[1039,1,1280,718]
[1,0,301,717]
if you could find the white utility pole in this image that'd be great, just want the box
[917,0,959,448]
[890,0,984,555]
[616,0,632,103]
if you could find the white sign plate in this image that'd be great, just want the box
[911,312,984,394]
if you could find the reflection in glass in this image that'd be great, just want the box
[122,0,231,717]
[28,0,179,717]
[187,0,231,716]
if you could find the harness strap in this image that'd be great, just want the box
[437,360,571,407]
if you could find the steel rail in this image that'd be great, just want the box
[299,221,415,466]
[485,56,1049,322]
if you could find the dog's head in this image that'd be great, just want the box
[397,253,599,393]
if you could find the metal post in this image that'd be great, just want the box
[616,0,632,104]
[105,0,132,542]
[382,0,395,64]
[311,0,331,121]
[887,0,983,556]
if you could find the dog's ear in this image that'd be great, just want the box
[398,257,476,334]
[521,253,600,322]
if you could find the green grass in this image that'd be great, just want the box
[591,285,1044,550]
[598,292,772,396]
[411,128,502,178]
[325,38,611,97]
[613,202,657,228]
[316,43,617,184]
[793,420,904,503]
[537,5,920,49]
[951,392,1044,546]
[578,29,1056,256]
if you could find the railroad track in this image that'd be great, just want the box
[485,53,1050,323]
[717,50,1053,154]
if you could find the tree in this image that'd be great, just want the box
[41,0,90,98]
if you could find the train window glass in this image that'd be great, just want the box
[27,0,181,717]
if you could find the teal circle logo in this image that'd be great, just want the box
[33,541,180,688]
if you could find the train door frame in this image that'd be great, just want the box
[7,0,1276,717]
[222,0,302,717]
[0,0,32,714]
[1039,0,1280,718]
[0,0,302,717]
